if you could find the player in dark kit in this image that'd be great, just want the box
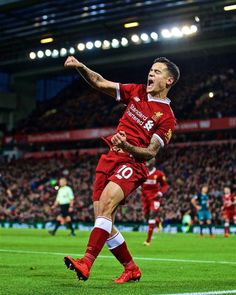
[63,55,180,283]
[222,187,236,237]
[141,158,168,246]
[191,185,213,237]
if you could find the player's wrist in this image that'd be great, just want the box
[122,141,132,151]
[76,63,86,71]
[157,191,163,197]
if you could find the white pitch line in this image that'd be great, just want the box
[155,290,236,295]
[0,249,236,265]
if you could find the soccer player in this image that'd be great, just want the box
[49,177,75,236]
[222,186,236,237]
[141,158,168,246]
[191,185,213,237]
[63,55,180,283]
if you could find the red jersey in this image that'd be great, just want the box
[223,194,236,211]
[104,83,176,149]
[141,168,168,200]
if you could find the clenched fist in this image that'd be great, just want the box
[111,131,127,148]
[64,56,84,69]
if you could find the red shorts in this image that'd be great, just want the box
[141,193,161,216]
[93,151,148,202]
[224,209,236,221]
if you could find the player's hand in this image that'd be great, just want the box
[196,205,201,210]
[111,131,127,148]
[157,191,163,198]
[68,207,73,213]
[64,56,84,69]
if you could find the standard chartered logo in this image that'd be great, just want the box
[144,120,154,131]
[126,104,155,132]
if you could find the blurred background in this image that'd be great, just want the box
[0,0,235,231]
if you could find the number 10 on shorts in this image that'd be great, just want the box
[115,165,133,179]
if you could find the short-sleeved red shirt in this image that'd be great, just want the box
[104,83,176,148]
[141,168,168,200]
[223,194,236,212]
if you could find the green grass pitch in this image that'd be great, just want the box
[0,228,236,295]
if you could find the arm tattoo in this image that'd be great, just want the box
[76,65,103,89]
[76,65,116,97]
[123,136,161,161]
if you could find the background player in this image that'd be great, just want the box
[63,55,179,283]
[141,158,168,246]
[191,185,213,237]
[49,177,75,236]
[222,186,236,237]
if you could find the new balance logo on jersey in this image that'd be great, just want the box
[144,120,154,131]
[134,96,140,102]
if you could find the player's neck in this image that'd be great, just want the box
[149,89,168,99]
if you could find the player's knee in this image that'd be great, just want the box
[66,216,71,222]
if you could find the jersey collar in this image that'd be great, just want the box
[149,167,156,175]
[147,94,171,105]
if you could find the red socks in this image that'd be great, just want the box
[83,220,137,271]
[146,222,155,243]
[83,216,112,268]
[106,231,137,269]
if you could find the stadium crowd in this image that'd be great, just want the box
[1,58,235,227]
[14,66,236,134]
[0,143,235,225]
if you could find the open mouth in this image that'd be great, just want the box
[147,79,154,87]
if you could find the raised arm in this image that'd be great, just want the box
[111,131,161,161]
[64,56,117,98]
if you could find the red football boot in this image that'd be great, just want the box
[64,256,90,281]
[114,266,141,284]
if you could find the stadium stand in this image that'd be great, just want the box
[12,65,236,134]
[1,58,235,227]
[1,142,235,225]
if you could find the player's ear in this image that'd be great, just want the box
[166,76,174,87]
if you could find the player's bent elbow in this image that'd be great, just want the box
[143,151,156,161]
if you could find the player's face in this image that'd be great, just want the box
[202,186,208,194]
[59,178,67,187]
[224,187,230,195]
[147,62,173,96]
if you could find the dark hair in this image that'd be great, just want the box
[153,57,180,86]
